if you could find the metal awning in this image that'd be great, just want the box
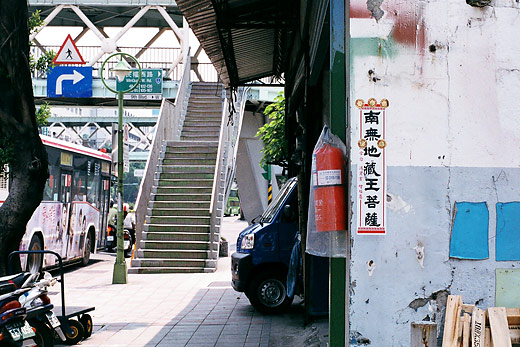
[176,0,297,87]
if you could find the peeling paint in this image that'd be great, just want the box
[386,192,412,213]
[414,242,425,268]
[366,0,384,21]
[367,260,376,276]
[350,331,371,345]
[408,289,449,315]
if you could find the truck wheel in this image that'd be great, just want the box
[246,271,293,314]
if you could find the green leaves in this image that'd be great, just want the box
[35,102,51,126]
[255,92,288,168]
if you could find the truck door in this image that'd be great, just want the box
[277,187,299,265]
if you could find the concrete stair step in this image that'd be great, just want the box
[164,140,218,148]
[181,126,221,132]
[138,249,209,259]
[131,258,207,268]
[185,111,222,117]
[153,193,211,202]
[161,158,216,166]
[145,224,210,232]
[159,165,215,173]
[156,179,213,187]
[180,134,219,141]
[163,152,217,160]
[128,267,208,274]
[143,231,210,242]
[183,118,221,124]
[155,186,213,194]
[140,240,213,251]
[148,208,210,217]
[188,100,223,106]
[149,201,211,209]
[156,172,214,180]
[148,215,211,225]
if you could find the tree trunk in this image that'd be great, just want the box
[0,1,49,275]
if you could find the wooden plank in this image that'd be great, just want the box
[462,311,471,347]
[472,307,486,347]
[509,325,520,344]
[443,295,463,346]
[506,308,520,325]
[456,306,463,346]
[485,328,494,347]
[411,322,437,347]
[488,307,512,347]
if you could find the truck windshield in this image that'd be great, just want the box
[260,178,297,223]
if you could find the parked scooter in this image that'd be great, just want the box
[106,223,133,257]
[19,272,66,346]
[0,282,36,347]
[106,203,134,257]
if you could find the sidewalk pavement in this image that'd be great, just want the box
[51,217,328,347]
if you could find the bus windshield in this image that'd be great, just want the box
[260,177,297,223]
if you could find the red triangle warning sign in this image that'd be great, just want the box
[52,34,86,65]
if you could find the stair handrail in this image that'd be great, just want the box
[208,90,228,261]
[134,47,191,250]
[208,87,248,262]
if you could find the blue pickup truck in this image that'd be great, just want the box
[231,177,299,314]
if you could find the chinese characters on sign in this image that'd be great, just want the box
[356,98,388,235]
[116,69,163,100]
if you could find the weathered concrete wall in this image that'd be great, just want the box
[349,0,520,345]
[235,110,268,223]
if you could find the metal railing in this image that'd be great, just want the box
[208,87,248,260]
[31,45,218,82]
[134,48,191,247]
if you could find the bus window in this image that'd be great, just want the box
[60,173,71,203]
[87,161,101,208]
[73,171,87,202]
[43,165,60,201]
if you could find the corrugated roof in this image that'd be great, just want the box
[176,0,296,87]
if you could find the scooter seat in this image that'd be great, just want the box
[0,273,31,289]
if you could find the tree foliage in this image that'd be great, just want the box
[255,92,288,168]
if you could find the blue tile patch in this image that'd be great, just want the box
[449,202,489,260]
[496,202,520,261]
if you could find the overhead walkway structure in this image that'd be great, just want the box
[28,1,261,273]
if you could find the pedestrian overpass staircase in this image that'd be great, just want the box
[130,63,246,273]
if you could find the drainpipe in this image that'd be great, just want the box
[329,0,348,345]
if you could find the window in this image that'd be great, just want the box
[43,165,60,201]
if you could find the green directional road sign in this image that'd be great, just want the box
[116,68,163,100]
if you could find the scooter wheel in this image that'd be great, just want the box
[80,314,93,339]
[31,320,55,347]
[64,319,84,345]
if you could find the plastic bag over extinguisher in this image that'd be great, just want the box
[306,126,348,258]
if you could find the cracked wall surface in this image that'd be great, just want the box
[348,0,520,345]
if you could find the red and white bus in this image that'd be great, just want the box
[0,135,112,271]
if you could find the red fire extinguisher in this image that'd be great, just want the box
[313,143,347,232]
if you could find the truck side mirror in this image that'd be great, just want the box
[281,204,294,223]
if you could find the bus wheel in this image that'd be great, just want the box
[26,235,43,274]
[81,232,92,266]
